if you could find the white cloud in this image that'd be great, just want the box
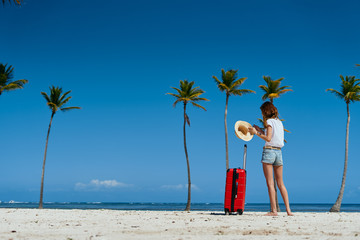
[75,179,133,191]
[161,184,199,191]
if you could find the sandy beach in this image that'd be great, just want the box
[0,209,359,239]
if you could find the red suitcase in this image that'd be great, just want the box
[224,144,247,215]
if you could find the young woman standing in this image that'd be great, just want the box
[248,101,294,216]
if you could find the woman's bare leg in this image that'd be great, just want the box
[273,165,294,216]
[262,163,278,216]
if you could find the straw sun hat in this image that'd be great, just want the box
[234,120,254,141]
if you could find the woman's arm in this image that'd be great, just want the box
[249,125,272,142]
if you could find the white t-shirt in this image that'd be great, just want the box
[265,118,284,148]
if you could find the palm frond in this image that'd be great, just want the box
[188,81,195,90]
[278,89,293,94]
[58,96,72,108]
[259,85,269,91]
[0,63,28,93]
[268,93,280,99]
[172,98,183,107]
[1,79,28,91]
[217,82,229,92]
[346,91,360,102]
[47,102,58,112]
[166,92,181,99]
[257,118,265,132]
[326,88,344,99]
[1,0,22,5]
[231,89,255,96]
[339,75,347,85]
[192,97,209,102]
[189,89,205,98]
[185,113,190,126]
[212,76,221,85]
[191,102,207,111]
[261,94,269,101]
[271,80,282,90]
[60,106,81,112]
[0,63,14,84]
[59,90,71,102]
[233,77,247,87]
[278,86,292,91]
[213,76,228,92]
[41,92,51,103]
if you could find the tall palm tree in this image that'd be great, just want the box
[167,80,208,211]
[0,63,28,95]
[327,75,360,212]
[39,86,81,209]
[213,69,255,170]
[259,76,292,103]
[1,0,22,5]
[259,75,292,212]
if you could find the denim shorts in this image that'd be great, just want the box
[261,148,283,166]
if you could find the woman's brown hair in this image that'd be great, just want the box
[260,101,279,127]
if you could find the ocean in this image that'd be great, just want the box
[0,202,359,212]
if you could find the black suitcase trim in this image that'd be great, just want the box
[231,168,239,212]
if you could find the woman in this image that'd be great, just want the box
[248,101,293,216]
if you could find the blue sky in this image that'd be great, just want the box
[1,0,359,205]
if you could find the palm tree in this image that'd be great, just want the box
[167,80,208,211]
[0,63,28,95]
[1,0,22,5]
[39,86,81,209]
[259,76,292,103]
[259,75,292,212]
[327,75,360,212]
[213,69,255,170]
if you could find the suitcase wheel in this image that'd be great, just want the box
[237,209,243,215]
[225,209,230,215]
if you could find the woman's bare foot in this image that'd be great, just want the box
[287,211,294,216]
[265,212,278,216]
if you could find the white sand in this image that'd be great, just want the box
[0,209,359,239]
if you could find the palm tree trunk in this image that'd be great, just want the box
[39,112,55,209]
[183,103,191,211]
[330,103,350,212]
[225,93,229,170]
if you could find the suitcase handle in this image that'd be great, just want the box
[243,144,247,170]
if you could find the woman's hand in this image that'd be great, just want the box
[248,127,257,135]
[253,124,265,135]
[249,125,272,142]
[253,124,261,131]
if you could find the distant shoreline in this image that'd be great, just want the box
[0,202,359,212]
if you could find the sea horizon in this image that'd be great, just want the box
[1,201,359,212]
